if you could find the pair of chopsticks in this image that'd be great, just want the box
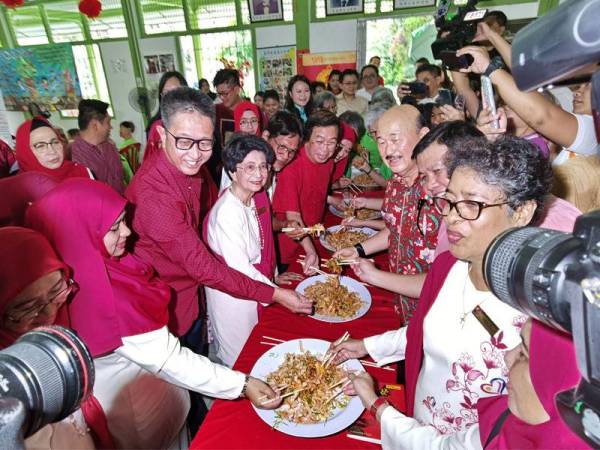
[282,224,325,237]
[297,255,336,278]
[259,335,286,346]
[259,387,305,406]
[321,331,350,367]
[361,360,395,372]
[321,257,358,267]
[348,183,363,195]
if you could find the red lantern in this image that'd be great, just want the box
[0,0,25,8]
[79,0,102,19]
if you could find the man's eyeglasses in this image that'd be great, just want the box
[7,279,78,323]
[433,197,509,221]
[273,139,298,157]
[165,128,213,152]
[236,163,271,175]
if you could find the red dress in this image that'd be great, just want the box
[381,174,442,324]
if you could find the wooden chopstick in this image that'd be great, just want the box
[262,335,286,343]
[322,331,350,365]
[324,379,352,404]
[257,383,289,401]
[260,388,305,406]
[360,360,395,371]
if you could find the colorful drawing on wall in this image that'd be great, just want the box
[0,44,81,112]
[248,0,283,22]
[144,54,176,74]
[257,45,296,99]
[300,52,357,83]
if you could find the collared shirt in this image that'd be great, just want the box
[71,136,125,194]
[125,151,274,336]
[272,147,334,264]
[336,93,368,116]
[382,174,441,324]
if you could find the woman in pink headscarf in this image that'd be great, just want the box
[0,227,102,449]
[26,178,280,449]
[341,318,589,449]
[15,117,90,181]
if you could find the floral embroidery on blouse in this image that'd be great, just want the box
[421,321,525,435]
[381,175,442,323]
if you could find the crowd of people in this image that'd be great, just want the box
[0,10,596,450]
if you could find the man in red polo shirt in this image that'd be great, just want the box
[126,87,313,341]
[272,110,341,273]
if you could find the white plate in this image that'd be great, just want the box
[296,275,371,323]
[250,338,365,438]
[319,225,377,252]
[328,204,382,220]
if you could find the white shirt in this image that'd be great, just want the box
[554,114,598,165]
[205,189,275,366]
[93,326,245,448]
[363,261,525,449]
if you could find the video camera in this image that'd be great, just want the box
[0,326,94,449]
[484,1,600,444]
[430,0,483,70]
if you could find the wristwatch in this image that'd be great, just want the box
[483,56,505,78]
[240,375,250,398]
[354,243,366,258]
[369,396,391,419]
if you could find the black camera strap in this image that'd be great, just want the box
[483,408,510,448]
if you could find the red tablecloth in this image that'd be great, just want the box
[192,196,402,450]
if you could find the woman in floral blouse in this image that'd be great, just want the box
[331,136,556,448]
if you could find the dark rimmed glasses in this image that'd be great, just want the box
[433,197,509,221]
[165,128,214,152]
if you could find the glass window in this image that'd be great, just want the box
[196,30,256,99]
[45,1,85,43]
[179,35,199,88]
[7,6,49,46]
[140,0,187,35]
[87,0,127,39]
[365,15,435,87]
[191,1,237,29]
[71,44,112,111]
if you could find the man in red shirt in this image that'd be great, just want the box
[272,110,341,272]
[209,69,244,185]
[126,87,312,340]
[71,99,125,194]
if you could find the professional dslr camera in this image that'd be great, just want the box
[0,326,94,449]
[430,0,484,70]
[484,1,600,445]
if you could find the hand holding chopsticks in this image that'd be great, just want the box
[297,254,332,277]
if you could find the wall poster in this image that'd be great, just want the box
[256,45,296,98]
[0,44,81,112]
[300,51,357,84]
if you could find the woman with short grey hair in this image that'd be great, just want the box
[313,90,337,115]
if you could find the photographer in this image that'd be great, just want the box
[0,227,98,449]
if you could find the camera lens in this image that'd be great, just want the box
[484,226,582,332]
[0,326,94,437]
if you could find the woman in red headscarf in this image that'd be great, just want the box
[233,101,263,136]
[26,178,280,449]
[15,117,90,181]
[0,227,99,450]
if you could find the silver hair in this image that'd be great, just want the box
[370,87,397,109]
[313,91,337,109]
[363,106,388,129]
